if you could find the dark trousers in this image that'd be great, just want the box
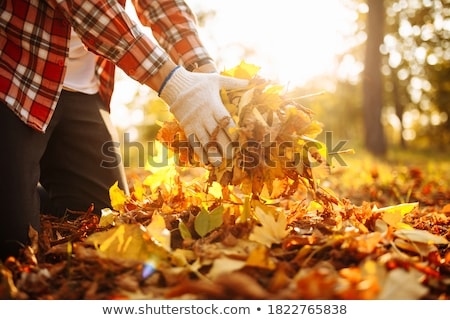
[0,91,128,260]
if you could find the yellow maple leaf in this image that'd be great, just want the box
[99,208,118,227]
[373,202,419,230]
[86,224,168,263]
[147,213,171,251]
[246,245,276,270]
[143,165,177,193]
[249,202,289,247]
[132,179,145,202]
[221,60,260,80]
[109,181,127,213]
[207,181,223,199]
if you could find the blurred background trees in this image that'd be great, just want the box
[323,0,449,154]
[381,0,450,151]
[301,0,450,155]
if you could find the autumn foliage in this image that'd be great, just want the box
[158,61,329,199]
[0,62,449,300]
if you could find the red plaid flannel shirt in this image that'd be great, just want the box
[0,0,212,132]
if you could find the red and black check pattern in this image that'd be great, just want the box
[0,0,212,132]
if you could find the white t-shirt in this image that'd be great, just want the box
[63,28,99,94]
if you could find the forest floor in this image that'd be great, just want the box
[1,147,449,300]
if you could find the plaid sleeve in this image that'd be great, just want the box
[53,0,170,86]
[1,0,70,132]
[131,0,214,68]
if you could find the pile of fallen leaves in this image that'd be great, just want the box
[1,63,449,300]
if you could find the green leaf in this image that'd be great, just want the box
[194,205,224,238]
[209,205,225,229]
[178,220,192,240]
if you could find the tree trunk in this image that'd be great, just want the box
[391,70,406,148]
[363,0,387,156]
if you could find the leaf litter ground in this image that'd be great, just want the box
[1,62,449,300]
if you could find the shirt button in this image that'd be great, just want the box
[88,39,95,45]
[129,69,135,75]
[58,60,64,67]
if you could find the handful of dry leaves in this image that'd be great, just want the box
[157,61,329,199]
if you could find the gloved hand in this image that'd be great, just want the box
[159,66,248,166]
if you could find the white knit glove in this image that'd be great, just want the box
[159,66,248,165]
